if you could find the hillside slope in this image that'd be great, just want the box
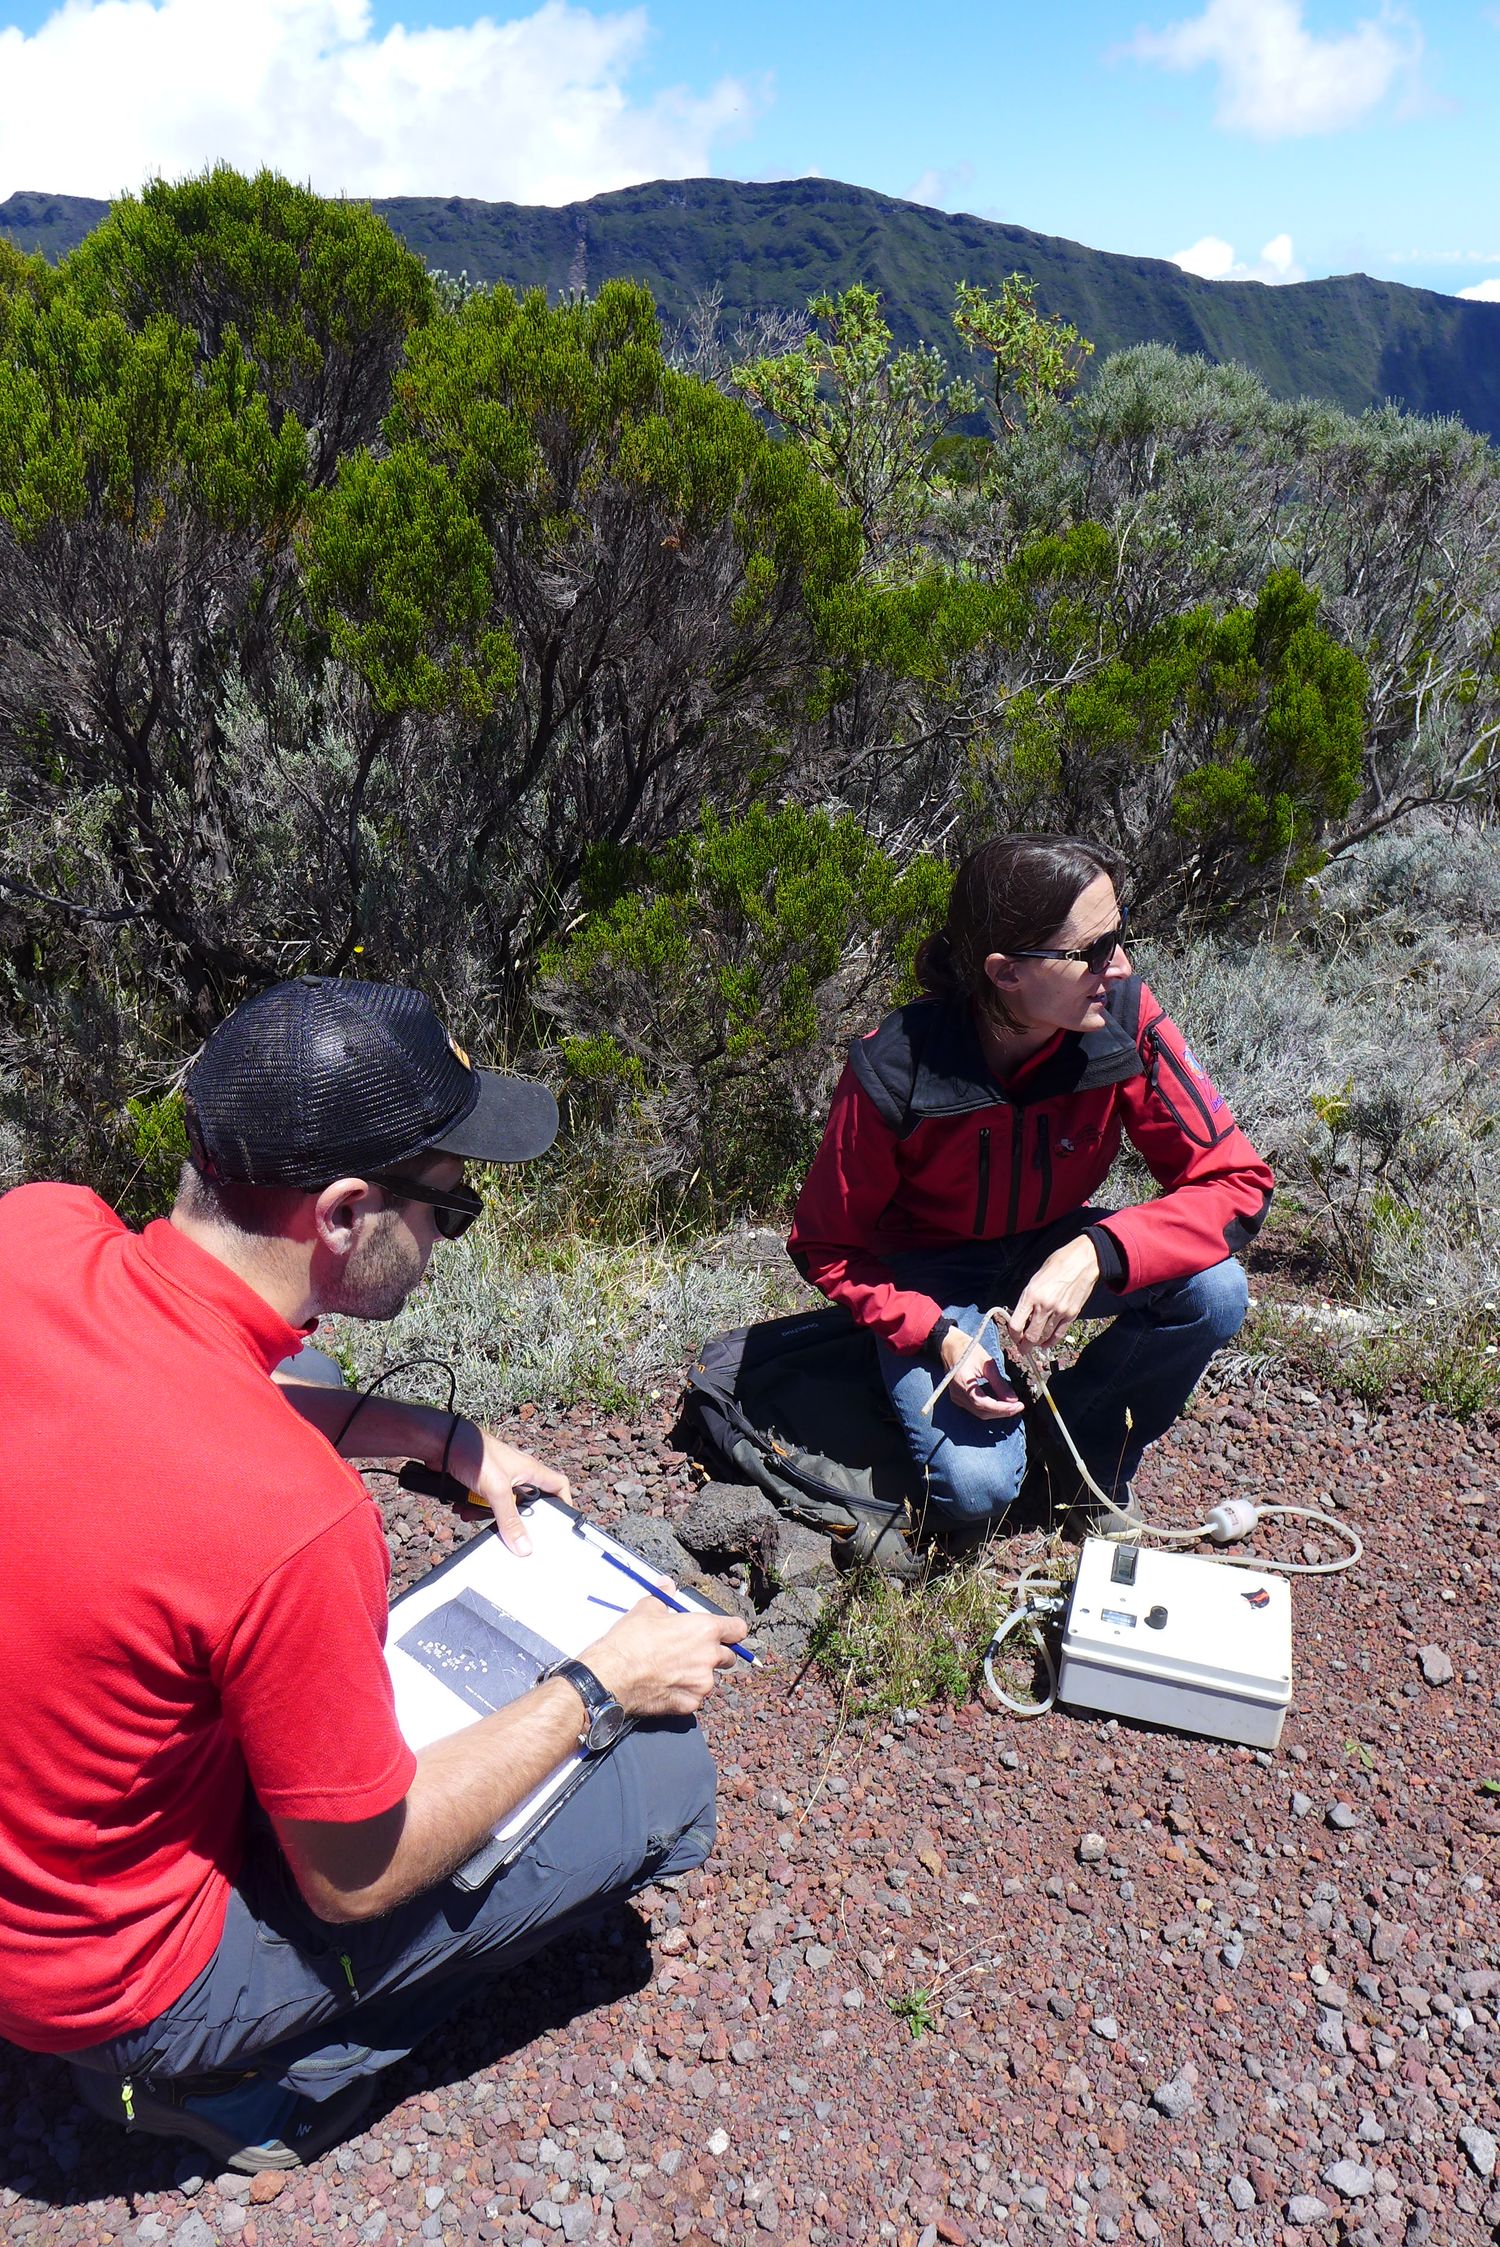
[5,175,1498,438]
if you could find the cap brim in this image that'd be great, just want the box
[428,1072,559,1164]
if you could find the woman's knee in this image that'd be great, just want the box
[917,1429,1025,1522]
[1173,1257,1250,1341]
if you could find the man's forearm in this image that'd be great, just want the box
[277,1676,591,1922]
[277,1379,468,1477]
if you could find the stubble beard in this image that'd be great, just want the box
[325,1210,428,1321]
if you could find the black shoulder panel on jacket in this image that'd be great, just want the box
[846,1001,964,1134]
[848,981,1145,1134]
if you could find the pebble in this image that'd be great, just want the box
[1227,2176,1256,2211]
[1459,2124,1498,2180]
[1287,2195,1331,2224]
[172,2218,215,2247]
[1077,1832,1107,1862]
[1417,1644,1454,1686]
[1091,2017,1120,2041]
[1150,2075,1195,2120]
[1322,2159,1374,2197]
[1327,1801,1360,1830]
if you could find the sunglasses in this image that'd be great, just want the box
[1009,908,1129,977]
[366,1175,485,1240]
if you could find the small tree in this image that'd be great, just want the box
[952,273,1093,432]
[306,280,863,1021]
[733,283,977,559]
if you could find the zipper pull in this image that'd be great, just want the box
[339,1951,359,2000]
[121,2076,135,2122]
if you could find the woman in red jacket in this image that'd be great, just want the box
[787,835,1273,1535]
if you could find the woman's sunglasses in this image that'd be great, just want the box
[1009,908,1130,977]
[366,1175,485,1240]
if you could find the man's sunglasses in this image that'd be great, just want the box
[366,1175,485,1240]
[1009,908,1129,976]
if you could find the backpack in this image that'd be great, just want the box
[685,1305,919,1570]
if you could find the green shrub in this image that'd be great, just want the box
[537,803,949,1218]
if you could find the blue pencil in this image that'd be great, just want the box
[599,1547,757,1664]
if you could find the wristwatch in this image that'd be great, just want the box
[548,1659,628,1754]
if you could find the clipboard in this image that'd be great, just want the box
[385,1492,731,1890]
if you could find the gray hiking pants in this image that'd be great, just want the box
[67,1718,715,2102]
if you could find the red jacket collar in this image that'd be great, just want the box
[135,1217,310,1374]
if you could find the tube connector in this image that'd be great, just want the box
[1205,1498,1261,1544]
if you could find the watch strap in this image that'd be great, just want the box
[548,1658,620,1751]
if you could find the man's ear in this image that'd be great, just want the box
[313,1177,378,1256]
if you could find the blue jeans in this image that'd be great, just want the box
[877,1212,1248,1524]
[68,1718,715,2103]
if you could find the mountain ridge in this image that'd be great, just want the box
[4,174,1498,439]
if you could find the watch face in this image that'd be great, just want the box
[587,1701,629,1753]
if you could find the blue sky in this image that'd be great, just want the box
[1,1,1496,300]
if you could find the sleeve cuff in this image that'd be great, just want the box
[922,1314,954,1366]
[1085,1224,1127,1291]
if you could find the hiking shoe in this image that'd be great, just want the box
[831,1512,925,1578]
[71,2061,375,2173]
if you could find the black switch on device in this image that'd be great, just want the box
[1146,1604,1168,1630]
[1109,1544,1139,1586]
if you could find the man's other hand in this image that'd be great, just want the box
[447,1419,571,1557]
[583,1600,742,1717]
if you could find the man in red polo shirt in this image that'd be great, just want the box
[0,978,738,2173]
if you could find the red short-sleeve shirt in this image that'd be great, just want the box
[0,1185,417,2053]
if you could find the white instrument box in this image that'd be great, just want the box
[1058,1536,1293,1749]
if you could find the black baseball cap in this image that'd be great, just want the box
[183,976,559,1187]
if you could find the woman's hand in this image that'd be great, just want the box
[447,1419,571,1557]
[1007,1236,1102,1353]
[937,1322,1023,1422]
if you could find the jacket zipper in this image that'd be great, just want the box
[973,1128,991,1235]
[1034,1113,1052,1225]
[1006,1114,1024,1234]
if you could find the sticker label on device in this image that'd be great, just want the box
[1100,1607,1138,1628]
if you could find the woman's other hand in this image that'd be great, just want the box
[937,1323,1023,1422]
[1007,1236,1102,1353]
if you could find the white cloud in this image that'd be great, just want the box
[1172,230,1306,283]
[905,162,976,211]
[0,0,758,204]
[1128,0,1421,137]
[1458,278,1500,302]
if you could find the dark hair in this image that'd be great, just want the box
[916,834,1126,1031]
[174,1160,317,1241]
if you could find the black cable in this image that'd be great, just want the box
[328,1356,461,1455]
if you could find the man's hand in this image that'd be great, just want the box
[1007,1235,1101,1353]
[582,1600,743,1717]
[937,1322,1023,1423]
[447,1419,570,1558]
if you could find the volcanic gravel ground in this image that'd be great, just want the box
[3,1361,1498,2247]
